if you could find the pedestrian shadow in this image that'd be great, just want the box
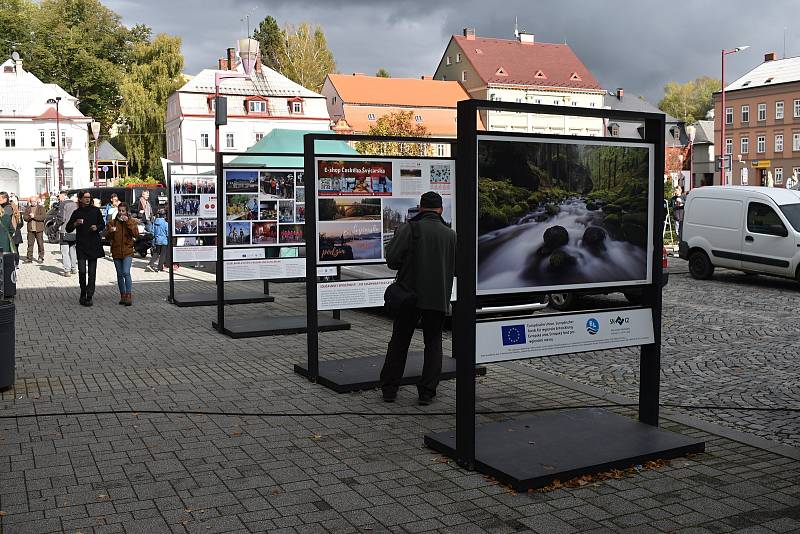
[38,265,68,276]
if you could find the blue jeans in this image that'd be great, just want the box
[113,256,133,294]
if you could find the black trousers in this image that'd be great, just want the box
[78,258,98,294]
[380,308,445,398]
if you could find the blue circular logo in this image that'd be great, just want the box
[586,319,599,335]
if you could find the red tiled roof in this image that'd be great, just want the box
[327,74,471,107]
[34,108,80,120]
[452,35,603,91]
[341,105,459,136]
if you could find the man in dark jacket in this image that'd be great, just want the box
[23,195,46,263]
[380,191,456,405]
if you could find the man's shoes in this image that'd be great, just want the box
[418,394,434,406]
[382,392,397,403]
[23,259,32,264]
[37,257,44,263]
[62,271,70,277]
[118,293,126,305]
[71,269,77,275]
[79,291,87,306]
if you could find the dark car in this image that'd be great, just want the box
[548,246,670,311]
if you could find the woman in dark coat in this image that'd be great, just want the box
[65,190,105,306]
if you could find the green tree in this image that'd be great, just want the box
[375,68,390,78]
[252,15,285,71]
[118,34,184,179]
[355,110,429,156]
[658,76,721,124]
[278,22,335,92]
[0,0,35,57]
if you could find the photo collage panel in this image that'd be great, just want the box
[224,169,305,247]
[172,176,217,238]
[315,159,454,264]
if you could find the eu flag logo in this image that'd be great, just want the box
[501,325,526,346]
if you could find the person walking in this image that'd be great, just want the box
[23,195,46,263]
[105,202,138,305]
[66,191,105,306]
[9,196,22,266]
[380,191,456,405]
[56,191,78,276]
[104,193,120,223]
[137,190,153,233]
[147,209,168,272]
[0,192,17,259]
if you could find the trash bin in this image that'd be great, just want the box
[0,300,15,391]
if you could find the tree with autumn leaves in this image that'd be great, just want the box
[355,111,431,156]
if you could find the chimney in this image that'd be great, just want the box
[227,47,236,70]
[351,72,365,76]
[616,88,624,100]
[764,51,778,62]
[518,32,535,44]
[420,75,432,80]
[218,58,227,70]
[463,27,476,40]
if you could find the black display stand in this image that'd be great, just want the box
[212,151,350,338]
[424,100,704,491]
[166,161,275,308]
[298,133,484,393]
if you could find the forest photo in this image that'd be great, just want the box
[477,138,652,293]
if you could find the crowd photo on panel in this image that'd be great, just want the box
[0,187,179,307]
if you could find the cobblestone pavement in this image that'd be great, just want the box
[0,243,799,534]
[519,257,800,448]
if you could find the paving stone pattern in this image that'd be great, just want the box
[519,258,800,448]
[0,244,799,533]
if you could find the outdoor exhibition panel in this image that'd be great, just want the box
[297,133,485,393]
[167,161,274,307]
[211,151,349,338]
[423,100,704,491]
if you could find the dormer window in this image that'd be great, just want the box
[287,97,304,114]
[415,115,423,123]
[609,123,620,137]
[249,100,267,113]
[368,113,376,121]
[495,67,508,76]
[570,72,582,81]
[535,70,547,79]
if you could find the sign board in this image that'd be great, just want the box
[741,167,749,185]
[476,136,654,296]
[752,160,771,169]
[312,157,455,266]
[171,175,217,262]
[317,278,393,311]
[475,309,655,364]
[223,258,336,281]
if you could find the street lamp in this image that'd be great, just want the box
[90,121,100,184]
[685,124,696,191]
[720,45,749,186]
[46,96,63,189]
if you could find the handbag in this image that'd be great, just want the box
[384,222,419,312]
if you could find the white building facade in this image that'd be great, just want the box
[0,57,91,196]
[166,56,331,165]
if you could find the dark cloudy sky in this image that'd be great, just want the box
[107,0,798,104]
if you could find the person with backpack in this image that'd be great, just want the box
[147,209,168,272]
[379,191,456,405]
[66,191,105,306]
[57,191,78,276]
[105,202,138,305]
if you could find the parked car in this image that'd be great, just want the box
[679,186,800,282]
[548,246,670,311]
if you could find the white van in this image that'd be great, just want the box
[679,186,800,282]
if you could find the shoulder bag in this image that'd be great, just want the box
[383,222,419,312]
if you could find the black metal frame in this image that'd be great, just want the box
[301,132,458,386]
[448,99,670,469]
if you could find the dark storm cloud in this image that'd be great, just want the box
[108,0,800,103]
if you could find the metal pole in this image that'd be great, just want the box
[93,139,98,184]
[55,99,63,189]
[720,49,726,186]
[304,134,320,380]
[216,151,225,332]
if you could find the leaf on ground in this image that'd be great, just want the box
[0,510,6,517]
[309,433,322,441]
[131,412,139,417]
[270,489,280,496]
[96,494,109,501]
[231,432,242,437]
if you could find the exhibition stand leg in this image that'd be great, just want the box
[424,100,704,491]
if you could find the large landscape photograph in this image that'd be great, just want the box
[477,138,652,294]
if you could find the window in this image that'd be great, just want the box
[553,99,560,105]
[758,103,767,121]
[367,113,376,121]
[50,130,56,147]
[248,100,267,113]
[794,167,800,180]
[461,71,467,82]
[757,135,766,153]
[775,134,784,152]
[775,167,783,184]
[747,202,787,236]
[332,96,337,105]
[741,105,749,122]
[436,144,447,157]
[39,130,45,147]
[740,137,749,154]
[610,124,620,137]
[414,115,423,123]
[226,133,234,148]
[255,132,264,142]
[292,101,302,114]
[456,53,461,63]
[725,138,733,155]
[571,101,577,106]
[794,133,800,151]
[446,56,451,66]
[61,131,66,147]
[776,101,784,120]
[795,99,800,118]
[725,107,733,125]
[3,130,15,148]
[200,133,209,148]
